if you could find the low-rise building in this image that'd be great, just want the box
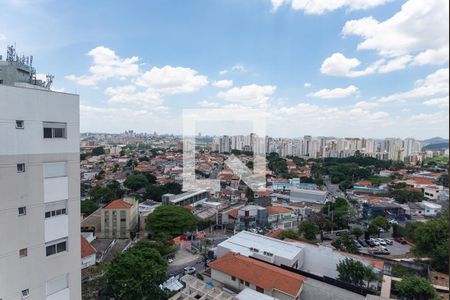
[289,188,328,204]
[99,197,139,239]
[81,236,96,269]
[209,252,305,300]
[162,189,210,206]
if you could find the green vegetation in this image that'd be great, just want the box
[336,258,379,288]
[322,198,351,229]
[124,174,149,191]
[389,189,424,203]
[298,220,319,241]
[437,173,448,187]
[412,213,449,272]
[144,182,182,201]
[146,206,198,239]
[92,146,105,156]
[80,199,99,215]
[89,180,125,203]
[366,176,391,186]
[104,241,168,300]
[332,232,359,254]
[394,276,437,300]
[280,229,300,240]
[268,157,288,177]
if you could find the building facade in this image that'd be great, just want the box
[99,197,139,239]
[0,83,81,299]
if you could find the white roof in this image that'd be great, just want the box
[218,231,303,260]
[236,288,278,300]
[422,201,442,209]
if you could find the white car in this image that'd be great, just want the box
[377,239,387,246]
[183,267,196,275]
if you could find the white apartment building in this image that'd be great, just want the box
[0,54,81,299]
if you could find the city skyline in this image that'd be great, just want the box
[0,0,448,139]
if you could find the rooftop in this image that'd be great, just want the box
[103,199,132,209]
[209,252,305,297]
[80,235,96,258]
[218,231,303,260]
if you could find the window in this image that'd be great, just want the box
[21,289,30,299]
[17,163,25,173]
[44,162,67,178]
[16,120,24,129]
[44,200,68,219]
[231,276,236,281]
[46,274,68,296]
[43,122,67,139]
[18,207,26,216]
[245,281,250,287]
[46,239,68,256]
[19,248,28,258]
[256,286,264,293]
[239,279,244,284]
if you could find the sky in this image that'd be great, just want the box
[0,0,448,139]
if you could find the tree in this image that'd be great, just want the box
[163,182,182,195]
[412,215,448,272]
[390,189,423,204]
[371,216,391,231]
[124,174,149,191]
[337,258,379,288]
[298,220,318,241]
[351,227,364,239]
[89,181,125,204]
[395,276,437,300]
[280,229,299,240]
[145,185,165,201]
[104,242,168,300]
[142,172,157,184]
[81,199,99,215]
[146,206,198,239]
[92,146,105,156]
[332,232,358,253]
[323,198,351,229]
[336,258,366,286]
[245,187,254,202]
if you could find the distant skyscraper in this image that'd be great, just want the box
[303,135,312,156]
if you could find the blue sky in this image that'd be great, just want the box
[0,0,448,139]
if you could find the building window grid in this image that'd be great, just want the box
[43,122,67,139]
[45,208,67,218]
[18,206,26,216]
[46,239,68,257]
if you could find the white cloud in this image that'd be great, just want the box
[409,111,449,124]
[304,82,312,88]
[342,0,449,64]
[272,0,391,14]
[379,68,449,103]
[423,96,449,107]
[136,65,208,94]
[219,64,247,76]
[308,85,359,99]
[320,53,380,77]
[104,84,164,109]
[354,100,379,109]
[217,84,276,107]
[198,100,220,107]
[378,55,412,73]
[212,79,233,88]
[66,46,139,86]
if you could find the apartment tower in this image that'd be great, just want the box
[0,47,81,300]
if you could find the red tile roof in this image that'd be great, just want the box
[265,228,283,239]
[267,206,292,215]
[103,199,132,209]
[209,253,305,297]
[80,236,96,258]
[228,208,239,219]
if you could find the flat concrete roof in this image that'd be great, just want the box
[218,231,303,260]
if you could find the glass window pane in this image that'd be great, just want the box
[57,242,66,253]
[46,245,56,256]
[43,127,52,138]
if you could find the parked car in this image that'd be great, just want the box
[354,240,361,248]
[384,239,393,245]
[394,237,407,244]
[377,238,387,246]
[372,246,390,255]
[183,267,196,275]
